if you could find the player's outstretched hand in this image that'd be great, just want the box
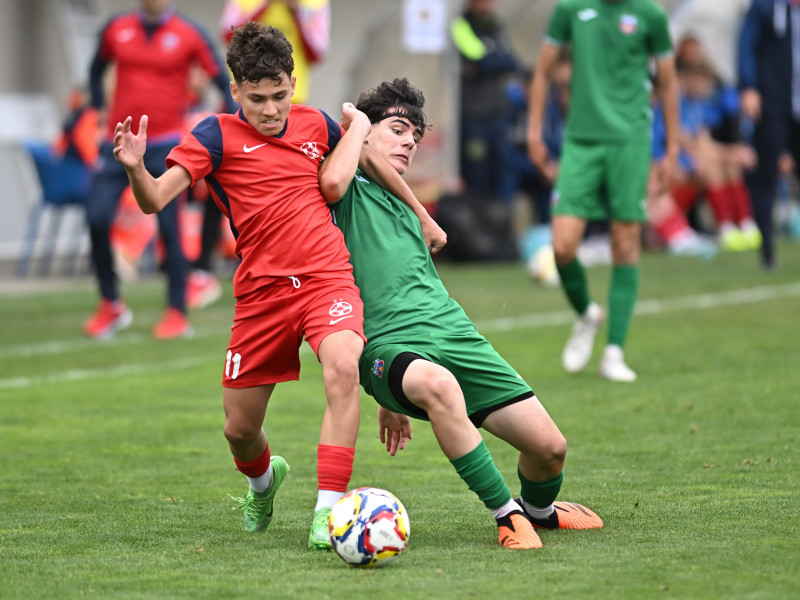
[113,115,148,170]
[378,406,412,456]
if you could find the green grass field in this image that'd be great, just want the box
[1,243,798,599]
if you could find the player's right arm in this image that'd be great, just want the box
[527,42,560,172]
[113,115,191,214]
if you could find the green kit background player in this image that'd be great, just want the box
[528,0,680,381]
[319,78,603,550]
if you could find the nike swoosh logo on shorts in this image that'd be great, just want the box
[243,142,268,153]
[329,315,354,325]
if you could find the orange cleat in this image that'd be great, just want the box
[84,299,133,339]
[152,308,194,340]
[515,498,604,530]
[496,511,543,549]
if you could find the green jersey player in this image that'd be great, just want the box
[319,78,603,551]
[528,0,680,381]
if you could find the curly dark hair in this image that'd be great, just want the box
[356,78,430,138]
[226,21,294,85]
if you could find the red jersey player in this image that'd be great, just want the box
[84,0,237,340]
[111,22,445,548]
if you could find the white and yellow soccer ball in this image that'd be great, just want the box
[328,487,410,568]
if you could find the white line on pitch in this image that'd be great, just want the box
[2,282,799,390]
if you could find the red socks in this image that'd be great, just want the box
[317,444,355,492]
[234,445,270,478]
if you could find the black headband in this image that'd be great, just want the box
[371,111,424,130]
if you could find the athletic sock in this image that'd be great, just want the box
[705,184,735,229]
[450,440,511,511]
[491,498,523,520]
[653,207,692,246]
[556,258,590,315]
[518,469,563,514]
[317,444,355,493]
[234,445,272,493]
[729,179,754,225]
[315,490,345,511]
[607,264,639,347]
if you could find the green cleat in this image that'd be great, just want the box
[230,456,290,532]
[308,507,333,550]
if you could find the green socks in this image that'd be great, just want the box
[450,440,511,511]
[608,264,639,347]
[556,258,590,316]
[518,469,563,509]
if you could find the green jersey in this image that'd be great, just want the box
[546,0,672,141]
[331,170,472,342]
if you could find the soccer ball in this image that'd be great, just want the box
[328,487,410,568]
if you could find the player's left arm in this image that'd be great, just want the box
[358,146,447,254]
[654,54,680,187]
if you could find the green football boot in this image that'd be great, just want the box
[230,456,290,532]
[307,507,333,550]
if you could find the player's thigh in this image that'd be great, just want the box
[605,139,650,222]
[481,396,566,459]
[304,276,365,357]
[552,140,606,220]
[551,215,588,262]
[436,332,533,422]
[225,289,304,387]
[359,343,434,422]
[402,358,465,414]
[222,384,275,440]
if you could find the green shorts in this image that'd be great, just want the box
[359,329,533,427]
[553,138,650,222]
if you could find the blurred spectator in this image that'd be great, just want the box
[505,53,571,226]
[653,47,760,252]
[669,0,751,86]
[738,0,800,270]
[84,0,236,340]
[451,0,521,204]
[185,0,332,310]
[220,0,330,104]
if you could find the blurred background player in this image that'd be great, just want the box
[321,78,602,551]
[83,0,236,339]
[184,0,332,310]
[527,0,679,382]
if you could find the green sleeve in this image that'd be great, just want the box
[646,5,673,57]
[546,0,572,45]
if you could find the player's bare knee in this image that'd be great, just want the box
[412,370,463,415]
[223,418,261,447]
[322,354,360,392]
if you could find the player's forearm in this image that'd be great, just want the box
[319,122,370,203]
[125,164,187,214]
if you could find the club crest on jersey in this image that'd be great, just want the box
[373,359,385,378]
[619,14,638,35]
[301,141,321,159]
[160,32,180,51]
[328,298,354,325]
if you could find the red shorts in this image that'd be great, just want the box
[223,274,365,388]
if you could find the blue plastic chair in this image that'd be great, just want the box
[17,141,92,276]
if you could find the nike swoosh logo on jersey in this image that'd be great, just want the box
[578,9,597,21]
[243,142,268,153]
[329,315,354,325]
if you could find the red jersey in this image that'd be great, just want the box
[89,8,233,142]
[166,104,352,297]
